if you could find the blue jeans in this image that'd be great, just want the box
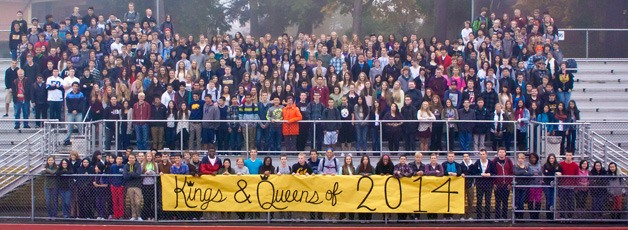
[65,112,83,142]
[557,91,571,105]
[256,126,269,151]
[371,125,381,152]
[268,126,282,151]
[229,127,242,151]
[544,187,555,219]
[59,189,71,218]
[355,125,368,151]
[134,124,149,150]
[48,101,62,121]
[515,187,529,219]
[13,100,30,127]
[45,188,58,218]
[458,131,472,151]
[202,128,216,145]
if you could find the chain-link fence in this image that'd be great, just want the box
[0,173,626,223]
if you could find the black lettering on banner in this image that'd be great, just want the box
[325,182,343,206]
[412,177,427,213]
[431,177,459,212]
[172,176,227,209]
[234,179,251,203]
[356,176,376,211]
[257,180,288,210]
[384,176,402,209]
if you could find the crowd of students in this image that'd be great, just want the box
[41,146,624,221]
[5,3,580,155]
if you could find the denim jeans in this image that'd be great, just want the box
[48,101,62,121]
[544,187,556,219]
[202,128,216,145]
[229,128,242,151]
[65,112,83,142]
[13,100,30,127]
[268,126,282,151]
[458,131,472,151]
[557,91,571,105]
[45,188,58,218]
[34,103,48,126]
[515,187,529,219]
[134,124,149,150]
[59,189,71,218]
[371,125,381,152]
[256,126,269,151]
[355,125,368,151]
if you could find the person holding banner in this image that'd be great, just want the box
[339,154,356,221]
[442,152,462,220]
[474,149,495,220]
[394,155,414,221]
[291,152,313,221]
[425,153,444,219]
[318,148,340,221]
[356,155,375,222]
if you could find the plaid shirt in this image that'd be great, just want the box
[329,56,343,74]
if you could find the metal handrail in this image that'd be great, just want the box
[0,130,43,158]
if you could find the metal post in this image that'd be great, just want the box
[154,175,158,222]
[30,174,34,222]
[180,122,184,154]
[513,122,518,157]
[603,142,608,165]
[267,211,270,224]
[585,30,589,58]
[553,175,558,221]
[115,120,119,153]
[445,120,450,152]
[313,122,316,150]
[544,124,548,158]
[511,178,516,224]
[587,125,592,158]
[379,121,383,155]
[245,124,249,153]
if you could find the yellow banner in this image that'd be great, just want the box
[161,174,465,214]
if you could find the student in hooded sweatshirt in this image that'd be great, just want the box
[123,153,144,221]
[109,155,125,219]
[76,158,94,219]
[92,161,109,220]
[291,152,313,221]
[56,159,74,218]
[492,147,513,220]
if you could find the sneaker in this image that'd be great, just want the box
[137,217,143,221]
[63,141,71,146]
[130,217,136,221]
[468,217,474,220]
[3,114,8,117]
[24,125,31,129]
[14,126,19,130]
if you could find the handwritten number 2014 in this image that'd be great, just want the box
[356,176,376,211]
[431,177,458,212]
[357,176,458,212]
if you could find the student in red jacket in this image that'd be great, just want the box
[493,147,513,220]
[558,151,578,219]
[200,144,221,175]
